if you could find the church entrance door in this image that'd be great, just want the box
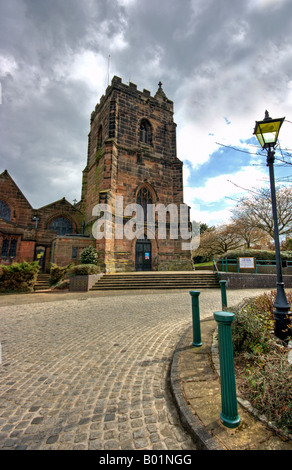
[35,246,46,272]
[135,236,151,271]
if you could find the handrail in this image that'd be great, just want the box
[213,259,220,274]
[216,257,292,273]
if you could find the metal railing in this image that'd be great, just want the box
[214,257,292,273]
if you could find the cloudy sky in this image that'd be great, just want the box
[1,0,292,226]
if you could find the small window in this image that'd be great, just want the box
[9,239,17,257]
[0,201,11,221]
[1,238,17,257]
[72,247,78,259]
[97,125,103,148]
[139,119,152,145]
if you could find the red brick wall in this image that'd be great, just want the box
[0,171,84,270]
[18,240,35,262]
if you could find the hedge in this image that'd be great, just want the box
[0,261,40,292]
[49,263,73,286]
[49,263,101,286]
[68,264,101,276]
[80,246,98,265]
[219,249,292,261]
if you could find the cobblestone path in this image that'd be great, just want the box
[0,289,269,450]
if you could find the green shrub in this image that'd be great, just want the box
[80,246,98,265]
[192,255,210,264]
[221,249,292,261]
[239,344,292,432]
[49,263,73,286]
[67,264,101,276]
[0,261,40,292]
[231,303,272,356]
[231,291,292,433]
[231,290,292,355]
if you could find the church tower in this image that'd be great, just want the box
[81,76,193,272]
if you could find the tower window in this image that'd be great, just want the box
[137,186,153,222]
[139,119,152,145]
[97,125,103,148]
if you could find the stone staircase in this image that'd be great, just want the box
[90,271,220,291]
[34,273,51,291]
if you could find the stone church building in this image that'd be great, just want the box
[0,77,192,272]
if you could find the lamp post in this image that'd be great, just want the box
[253,110,291,342]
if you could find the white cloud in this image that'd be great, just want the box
[184,165,269,226]
[68,50,109,92]
[117,0,137,6]
[248,0,287,11]
[0,55,18,76]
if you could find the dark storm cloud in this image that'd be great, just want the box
[0,0,129,206]
[0,0,291,224]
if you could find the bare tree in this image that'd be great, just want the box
[192,224,244,259]
[229,214,270,248]
[232,187,292,240]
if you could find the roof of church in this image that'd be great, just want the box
[0,169,33,208]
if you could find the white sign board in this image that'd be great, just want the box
[239,257,255,269]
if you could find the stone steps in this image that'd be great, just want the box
[34,274,51,291]
[90,272,220,290]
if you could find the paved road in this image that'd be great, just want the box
[0,288,270,450]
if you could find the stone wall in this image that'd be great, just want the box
[218,272,292,289]
[69,273,104,292]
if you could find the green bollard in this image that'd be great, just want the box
[190,291,202,347]
[219,280,227,309]
[214,311,240,429]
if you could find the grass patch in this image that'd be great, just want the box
[193,261,213,267]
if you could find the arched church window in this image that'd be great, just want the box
[48,216,73,236]
[139,119,152,145]
[0,200,11,221]
[137,186,153,222]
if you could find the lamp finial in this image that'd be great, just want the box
[264,110,271,120]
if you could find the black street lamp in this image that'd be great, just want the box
[253,110,292,342]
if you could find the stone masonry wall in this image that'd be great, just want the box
[219,272,292,289]
[81,76,193,272]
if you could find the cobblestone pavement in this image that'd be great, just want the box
[0,288,269,450]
